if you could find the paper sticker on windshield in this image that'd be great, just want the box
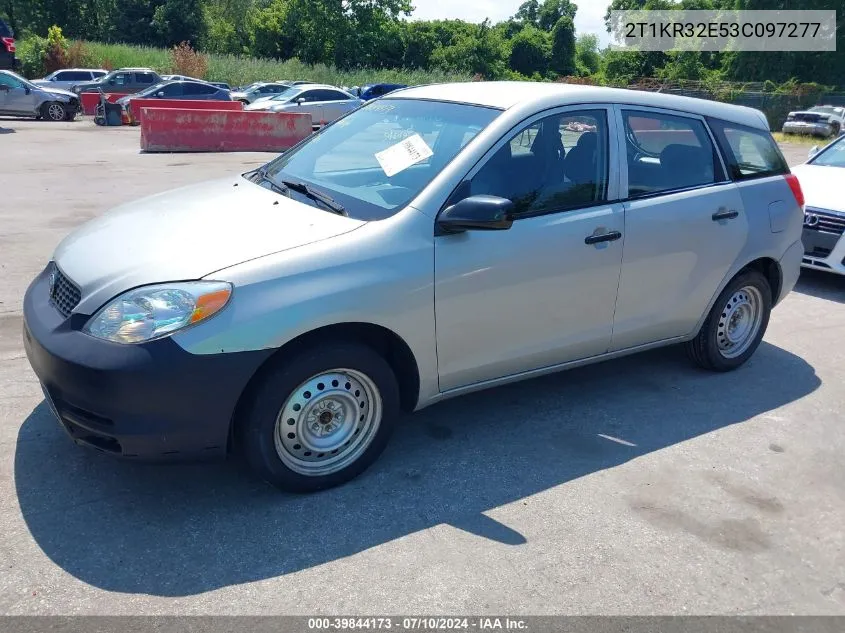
[375,134,433,177]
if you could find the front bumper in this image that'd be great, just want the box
[22,265,272,460]
[782,122,833,137]
[800,210,845,276]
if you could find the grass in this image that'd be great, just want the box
[772,131,832,147]
[75,40,471,87]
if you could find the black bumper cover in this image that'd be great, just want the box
[22,265,272,460]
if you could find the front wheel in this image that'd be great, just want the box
[686,269,772,371]
[41,101,67,122]
[238,342,400,492]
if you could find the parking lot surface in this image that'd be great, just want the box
[0,119,843,615]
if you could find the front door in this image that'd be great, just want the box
[4,75,34,114]
[434,107,626,391]
[610,106,748,351]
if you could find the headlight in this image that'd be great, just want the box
[85,281,232,344]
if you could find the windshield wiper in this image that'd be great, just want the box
[247,167,290,196]
[277,178,347,216]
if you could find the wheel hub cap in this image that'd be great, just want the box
[274,369,382,476]
[717,286,763,359]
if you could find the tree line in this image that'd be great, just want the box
[2,0,844,87]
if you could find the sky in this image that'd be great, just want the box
[409,0,613,47]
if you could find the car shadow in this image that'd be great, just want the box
[794,268,845,304]
[0,127,14,134]
[15,341,819,597]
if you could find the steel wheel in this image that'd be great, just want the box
[46,102,65,121]
[273,368,382,477]
[716,285,764,359]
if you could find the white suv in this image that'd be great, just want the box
[32,68,107,91]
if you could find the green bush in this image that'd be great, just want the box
[17,36,49,77]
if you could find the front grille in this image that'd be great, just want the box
[805,207,845,236]
[48,263,81,317]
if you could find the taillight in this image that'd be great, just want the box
[785,173,805,208]
[1,37,14,53]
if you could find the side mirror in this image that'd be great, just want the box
[438,195,514,233]
[156,91,164,98]
[808,145,820,159]
[296,97,306,105]
[108,79,115,85]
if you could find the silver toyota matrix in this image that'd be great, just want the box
[23,82,805,492]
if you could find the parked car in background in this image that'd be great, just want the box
[32,68,107,91]
[792,134,845,275]
[357,83,408,100]
[245,84,362,126]
[73,68,162,95]
[160,74,199,82]
[230,82,292,104]
[0,18,17,71]
[0,69,80,120]
[115,80,232,108]
[209,82,231,91]
[782,105,845,138]
[22,82,803,492]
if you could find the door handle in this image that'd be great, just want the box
[712,209,739,221]
[585,230,622,245]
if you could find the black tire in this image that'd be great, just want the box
[40,101,67,122]
[686,269,772,372]
[238,342,400,493]
[63,110,76,121]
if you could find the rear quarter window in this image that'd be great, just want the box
[707,118,788,181]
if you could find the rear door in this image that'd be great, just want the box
[610,106,747,351]
[318,89,357,122]
[133,72,157,92]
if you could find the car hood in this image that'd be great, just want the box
[791,164,845,212]
[54,176,366,313]
[39,86,77,98]
[245,100,281,111]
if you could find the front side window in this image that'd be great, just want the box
[263,98,501,220]
[624,110,719,197]
[0,73,23,88]
[161,82,183,96]
[111,72,131,86]
[460,110,609,216]
[707,118,788,180]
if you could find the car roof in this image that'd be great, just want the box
[387,82,769,130]
[113,67,157,72]
[52,68,106,72]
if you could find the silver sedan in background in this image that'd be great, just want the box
[245,84,363,127]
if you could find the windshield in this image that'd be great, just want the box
[269,87,300,102]
[809,136,845,168]
[262,98,501,220]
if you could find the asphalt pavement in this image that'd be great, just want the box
[0,119,842,615]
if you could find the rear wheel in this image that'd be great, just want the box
[686,269,772,371]
[41,101,67,122]
[238,342,400,492]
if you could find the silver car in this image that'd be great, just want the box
[23,82,804,492]
[0,69,80,120]
[245,84,362,127]
[32,68,107,91]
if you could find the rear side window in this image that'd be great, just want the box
[623,110,722,197]
[135,73,156,84]
[185,82,217,95]
[707,118,788,180]
[58,71,91,81]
